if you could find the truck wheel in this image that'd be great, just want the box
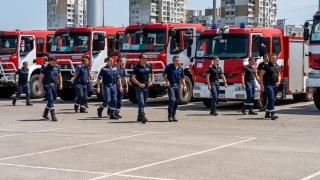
[179,76,192,105]
[30,75,44,99]
[0,87,15,98]
[313,92,320,110]
[202,99,211,107]
[128,89,137,104]
[299,93,313,102]
[58,88,76,101]
[254,99,263,109]
[293,94,301,102]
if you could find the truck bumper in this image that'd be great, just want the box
[193,83,261,100]
[306,77,320,93]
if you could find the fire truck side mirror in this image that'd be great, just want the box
[304,21,310,28]
[304,29,310,41]
[115,41,121,51]
[170,30,176,38]
[187,38,193,46]
[187,46,192,58]
[170,38,177,51]
[116,33,121,40]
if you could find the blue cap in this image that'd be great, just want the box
[212,24,217,29]
[240,23,246,28]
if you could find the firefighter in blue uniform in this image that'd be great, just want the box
[206,56,227,116]
[39,57,63,121]
[12,62,33,106]
[257,54,269,111]
[73,57,91,113]
[259,53,281,120]
[241,57,260,115]
[162,56,187,122]
[115,57,128,118]
[97,57,122,119]
[131,53,154,124]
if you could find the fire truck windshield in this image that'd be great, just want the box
[311,19,320,43]
[50,32,90,53]
[196,33,249,59]
[121,28,166,52]
[0,35,18,55]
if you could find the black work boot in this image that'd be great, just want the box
[141,114,147,124]
[12,98,17,106]
[248,108,258,115]
[172,114,178,122]
[74,104,79,113]
[80,107,88,113]
[84,104,89,109]
[116,113,122,118]
[43,108,50,120]
[51,111,57,121]
[107,108,111,116]
[168,114,173,122]
[271,112,278,120]
[241,105,247,115]
[97,107,104,118]
[265,112,271,118]
[110,110,119,120]
[26,100,33,106]
[137,114,143,122]
[143,113,148,122]
[259,106,266,112]
[210,107,214,115]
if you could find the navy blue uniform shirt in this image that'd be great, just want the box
[132,64,153,85]
[163,64,184,85]
[242,65,256,81]
[15,68,29,85]
[117,66,126,85]
[207,65,223,83]
[262,62,281,83]
[75,65,89,84]
[98,65,120,84]
[40,64,60,84]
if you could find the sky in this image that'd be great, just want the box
[0,0,318,31]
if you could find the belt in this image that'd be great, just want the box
[211,81,219,83]
[172,83,180,86]
[246,80,254,83]
[46,83,57,86]
[107,83,115,86]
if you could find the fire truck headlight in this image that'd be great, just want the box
[72,56,83,60]
[1,57,10,60]
[235,86,242,91]
[308,72,320,78]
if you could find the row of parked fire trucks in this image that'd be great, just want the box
[1,15,319,110]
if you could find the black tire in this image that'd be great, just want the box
[203,99,211,107]
[0,87,15,98]
[128,89,137,104]
[293,94,301,102]
[254,99,263,109]
[313,92,320,110]
[179,76,192,105]
[299,93,313,102]
[58,88,76,101]
[29,74,44,99]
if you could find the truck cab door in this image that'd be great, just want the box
[91,31,108,76]
[19,35,36,68]
[167,27,197,69]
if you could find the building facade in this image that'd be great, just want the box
[129,0,187,25]
[47,0,87,30]
[220,0,277,28]
[186,9,221,29]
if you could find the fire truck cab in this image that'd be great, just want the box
[120,23,204,104]
[0,30,54,98]
[193,25,311,107]
[48,27,125,101]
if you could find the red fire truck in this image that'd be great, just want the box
[305,11,320,110]
[48,27,125,101]
[0,30,54,98]
[192,25,311,107]
[120,23,204,104]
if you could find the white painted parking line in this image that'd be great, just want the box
[89,137,257,180]
[0,132,153,161]
[0,162,175,180]
[0,128,64,138]
[301,171,320,180]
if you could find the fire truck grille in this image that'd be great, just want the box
[314,59,320,66]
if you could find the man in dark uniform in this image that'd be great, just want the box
[115,57,128,118]
[206,56,227,116]
[257,54,269,111]
[73,57,90,113]
[96,57,122,119]
[39,57,63,121]
[162,56,187,122]
[41,56,48,101]
[12,62,33,106]
[241,57,260,115]
[259,53,281,120]
[131,53,154,124]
